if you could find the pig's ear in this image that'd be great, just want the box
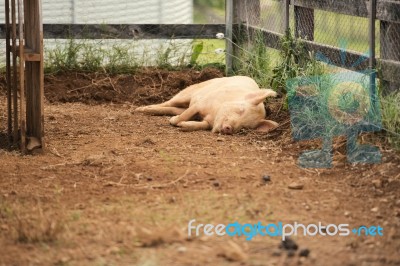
[245,89,277,105]
[255,120,279,133]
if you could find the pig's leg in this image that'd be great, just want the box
[177,121,210,131]
[136,105,186,115]
[135,97,191,115]
[169,106,199,126]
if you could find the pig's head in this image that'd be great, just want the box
[212,90,279,134]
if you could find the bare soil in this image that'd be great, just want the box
[0,68,399,266]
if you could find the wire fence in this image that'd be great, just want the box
[226,0,400,146]
[238,0,400,84]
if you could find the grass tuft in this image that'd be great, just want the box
[381,91,400,150]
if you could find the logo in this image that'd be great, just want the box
[287,40,382,168]
[187,220,384,241]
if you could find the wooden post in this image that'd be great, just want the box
[11,0,18,147]
[18,0,26,153]
[380,0,400,93]
[4,0,44,153]
[225,0,233,75]
[294,6,314,40]
[5,0,12,146]
[284,0,290,32]
[24,0,45,152]
[235,0,260,25]
[369,0,378,108]
[226,0,260,74]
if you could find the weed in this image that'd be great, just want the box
[381,91,400,150]
[46,39,82,72]
[5,201,66,244]
[271,30,325,94]
[235,29,272,88]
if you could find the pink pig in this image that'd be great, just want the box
[135,76,278,134]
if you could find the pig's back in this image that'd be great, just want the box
[192,76,260,103]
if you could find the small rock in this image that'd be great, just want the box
[372,179,383,188]
[146,176,153,181]
[280,237,298,251]
[220,241,248,262]
[371,207,379,213]
[177,246,187,253]
[213,181,221,187]
[288,182,304,190]
[271,249,282,257]
[216,137,225,142]
[299,248,310,257]
[26,137,41,151]
[58,257,70,264]
[0,224,9,231]
[106,246,121,255]
[168,197,176,203]
[136,227,163,247]
[344,211,351,217]
[262,175,271,182]
[299,256,307,264]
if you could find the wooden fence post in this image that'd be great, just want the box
[225,0,260,74]
[294,6,314,40]
[5,0,12,146]
[23,0,45,152]
[284,0,290,32]
[380,0,400,93]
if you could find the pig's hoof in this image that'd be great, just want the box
[135,106,147,112]
[169,115,180,126]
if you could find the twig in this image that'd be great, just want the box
[104,169,190,189]
[276,119,290,129]
[67,78,109,93]
[143,169,190,189]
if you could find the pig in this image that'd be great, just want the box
[135,76,279,134]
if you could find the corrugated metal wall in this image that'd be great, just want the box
[0,0,193,66]
[0,0,192,23]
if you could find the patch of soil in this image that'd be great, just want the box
[44,67,224,105]
[0,68,399,266]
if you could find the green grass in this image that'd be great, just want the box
[192,39,225,66]
[44,38,223,74]
[234,30,274,88]
[381,91,400,150]
[45,40,140,74]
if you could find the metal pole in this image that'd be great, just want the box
[225,0,233,75]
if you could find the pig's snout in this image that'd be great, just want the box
[221,124,234,135]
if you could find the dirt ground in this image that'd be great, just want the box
[0,68,399,266]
